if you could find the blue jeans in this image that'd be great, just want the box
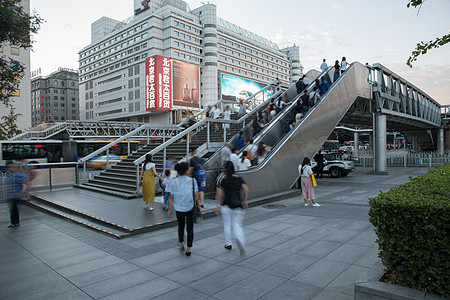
[164,192,170,206]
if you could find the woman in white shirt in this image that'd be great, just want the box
[223,105,231,130]
[139,154,163,211]
[299,157,321,207]
[167,162,200,256]
[341,57,348,75]
[237,151,254,171]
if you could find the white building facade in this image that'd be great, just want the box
[79,0,302,124]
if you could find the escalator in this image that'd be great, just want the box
[233,62,371,199]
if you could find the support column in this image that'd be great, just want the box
[438,128,444,154]
[412,136,418,152]
[373,113,388,174]
[353,132,359,158]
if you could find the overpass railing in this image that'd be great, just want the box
[369,63,441,127]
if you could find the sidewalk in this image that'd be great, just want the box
[0,167,429,299]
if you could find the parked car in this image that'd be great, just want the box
[88,155,121,169]
[312,158,355,178]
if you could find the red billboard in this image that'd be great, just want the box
[145,55,172,111]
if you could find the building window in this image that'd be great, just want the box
[72,104,76,107]
[10,47,19,55]
[135,102,140,111]
[129,79,133,88]
[54,109,58,113]
[129,103,134,112]
[128,67,133,77]
[53,96,58,100]
[54,80,58,86]
[134,65,139,75]
[135,90,140,99]
[60,97,64,100]
[135,77,140,87]
[129,91,134,100]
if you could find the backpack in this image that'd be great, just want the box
[226,175,242,209]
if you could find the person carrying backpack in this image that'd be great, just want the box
[215,161,249,254]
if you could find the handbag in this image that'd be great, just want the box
[311,174,317,187]
[192,178,202,223]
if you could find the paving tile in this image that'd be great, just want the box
[45,289,93,300]
[299,240,342,258]
[323,244,370,264]
[322,229,361,243]
[278,224,317,237]
[310,287,353,300]
[213,272,285,299]
[252,233,292,249]
[100,277,181,300]
[259,280,322,299]
[0,259,50,285]
[44,249,107,269]
[298,226,338,240]
[187,265,256,295]
[82,269,158,299]
[263,222,297,233]
[57,255,124,277]
[272,236,316,253]
[129,248,180,267]
[347,230,377,247]
[68,261,141,287]
[291,259,350,288]
[262,253,320,279]
[146,254,206,276]
[153,286,209,300]
[353,247,379,267]
[327,265,370,296]
[165,259,228,285]
[245,220,279,230]
[236,249,291,271]
[244,230,275,244]
[0,270,75,300]
[212,244,267,264]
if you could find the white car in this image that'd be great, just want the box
[311,158,355,178]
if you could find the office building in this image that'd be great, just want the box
[79,0,302,124]
[31,68,79,125]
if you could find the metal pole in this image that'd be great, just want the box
[354,132,359,158]
[106,148,110,169]
[438,128,444,155]
[75,164,79,185]
[136,165,140,193]
[83,162,86,183]
[49,168,52,191]
[429,154,432,168]
[375,114,387,173]
[163,129,166,170]
[207,122,210,147]
[147,128,150,144]
[127,138,130,155]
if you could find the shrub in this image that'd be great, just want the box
[369,163,450,297]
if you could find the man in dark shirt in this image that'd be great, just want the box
[313,149,325,179]
[301,90,310,112]
[236,132,246,151]
[295,78,305,95]
[6,161,26,228]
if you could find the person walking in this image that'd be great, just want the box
[333,60,340,82]
[215,161,249,254]
[309,86,322,108]
[314,149,325,179]
[229,148,240,172]
[167,162,200,256]
[223,105,231,131]
[139,154,163,211]
[294,98,305,122]
[161,170,174,210]
[255,141,272,165]
[221,143,232,166]
[320,59,328,73]
[341,57,348,75]
[319,77,329,96]
[189,148,206,208]
[238,100,246,118]
[295,77,305,95]
[299,157,321,207]
[236,131,246,151]
[5,161,26,228]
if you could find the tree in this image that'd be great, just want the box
[0,0,42,138]
[0,107,22,139]
[406,0,450,67]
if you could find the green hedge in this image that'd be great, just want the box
[369,163,450,297]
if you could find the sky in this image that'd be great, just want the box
[30,0,450,105]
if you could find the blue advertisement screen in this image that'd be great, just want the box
[221,74,272,102]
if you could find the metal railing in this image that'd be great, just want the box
[352,152,450,167]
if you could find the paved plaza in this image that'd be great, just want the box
[0,167,429,299]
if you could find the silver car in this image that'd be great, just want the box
[311,158,355,178]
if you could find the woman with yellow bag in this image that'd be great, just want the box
[299,157,321,207]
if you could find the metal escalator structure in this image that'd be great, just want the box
[238,62,371,199]
[77,83,282,197]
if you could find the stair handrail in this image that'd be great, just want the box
[183,82,277,126]
[79,124,148,164]
[10,122,67,140]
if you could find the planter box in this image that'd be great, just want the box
[354,260,446,300]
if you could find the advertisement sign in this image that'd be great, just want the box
[221,74,272,102]
[172,60,200,108]
[145,55,172,111]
